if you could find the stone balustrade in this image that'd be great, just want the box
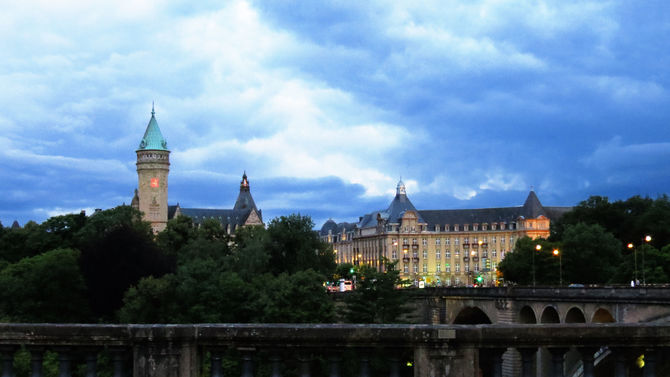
[0,323,668,377]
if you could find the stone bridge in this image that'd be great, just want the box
[407,286,670,375]
[411,286,670,325]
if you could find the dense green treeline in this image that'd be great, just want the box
[0,207,407,324]
[499,195,670,285]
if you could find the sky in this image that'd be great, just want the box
[1,1,670,229]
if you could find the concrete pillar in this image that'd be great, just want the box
[210,348,223,377]
[57,348,72,377]
[0,347,14,377]
[240,350,254,377]
[84,350,97,377]
[28,347,44,377]
[327,355,341,377]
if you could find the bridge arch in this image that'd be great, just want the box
[540,306,560,323]
[453,307,492,324]
[565,307,586,323]
[519,305,537,324]
[592,308,615,323]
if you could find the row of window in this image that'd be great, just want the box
[396,236,514,246]
[391,249,505,259]
[401,261,498,274]
[387,223,518,233]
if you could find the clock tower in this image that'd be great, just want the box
[134,105,170,233]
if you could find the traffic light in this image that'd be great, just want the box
[349,267,355,274]
[476,275,483,283]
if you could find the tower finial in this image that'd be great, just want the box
[151,101,155,116]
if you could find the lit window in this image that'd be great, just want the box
[436,250,441,259]
[446,251,451,259]
[413,265,418,273]
[436,264,441,272]
[423,250,428,259]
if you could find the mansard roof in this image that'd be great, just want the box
[419,191,567,228]
[137,107,168,151]
[320,219,356,236]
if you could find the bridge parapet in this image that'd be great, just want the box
[414,286,670,304]
[0,323,669,377]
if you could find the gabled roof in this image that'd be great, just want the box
[137,107,168,151]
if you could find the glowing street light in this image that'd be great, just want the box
[643,235,652,285]
[553,249,562,286]
[533,244,542,287]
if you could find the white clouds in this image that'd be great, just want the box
[1,0,669,226]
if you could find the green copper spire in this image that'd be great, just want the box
[137,104,168,151]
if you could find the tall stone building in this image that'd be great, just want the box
[320,180,570,286]
[132,106,170,233]
[132,107,263,233]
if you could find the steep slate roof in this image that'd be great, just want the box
[358,180,426,229]
[418,191,566,229]
[167,173,262,229]
[319,219,357,237]
[137,106,168,151]
[320,219,338,236]
[233,172,259,213]
[175,207,252,229]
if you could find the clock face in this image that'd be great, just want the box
[150,178,160,188]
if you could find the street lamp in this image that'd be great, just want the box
[627,243,637,285]
[643,235,652,285]
[553,249,562,286]
[533,244,542,287]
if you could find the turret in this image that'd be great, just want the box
[135,105,170,233]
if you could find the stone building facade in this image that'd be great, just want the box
[132,108,262,233]
[320,180,570,286]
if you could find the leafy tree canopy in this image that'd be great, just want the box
[0,248,90,322]
[343,260,410,323]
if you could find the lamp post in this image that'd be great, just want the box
[643,235,652,285]
[533,244,542,286]
[553,249,562,286]
[627,243,637,285]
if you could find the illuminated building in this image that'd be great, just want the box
[320,179,570,286]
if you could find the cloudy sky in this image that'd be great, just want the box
[2,1,669,228]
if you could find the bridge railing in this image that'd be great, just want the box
[0,323,669,377]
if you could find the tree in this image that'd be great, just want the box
[0,248,90,322]
[343,260,410,323]
[156,215,197,256]
[561,223,621,284]
[265,214,336,277]
[79,216,174,320]
[498,237,562,285]
[255,269,335,323]
[612,244,670,284]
